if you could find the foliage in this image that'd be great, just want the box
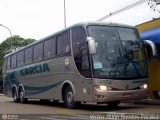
[0,35,35,89]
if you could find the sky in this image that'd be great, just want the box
[0,0,159,43]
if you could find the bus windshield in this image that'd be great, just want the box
[88,25,147,79]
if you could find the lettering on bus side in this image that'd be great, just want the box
[20,63,50,76]
[99,79,112,85]
[132,79,147,84]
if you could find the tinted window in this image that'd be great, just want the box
[3,58,7,71]
[72,27,90,78]
[81,46,90,78]
[81,49,89,70]
[44,38,56,59]
[6,56,11,70]
[57,31,70,55]
[25,47,33,64]
[11,54,17,68]
[17,51,24,67]
[72,27,86,55]
[34,43,43,62]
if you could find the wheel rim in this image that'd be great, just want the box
[20,90,24,102]
[13,90,17,101]
[67,91,74,105]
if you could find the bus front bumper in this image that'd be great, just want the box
[94,88,148,103]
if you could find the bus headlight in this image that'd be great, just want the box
[140,84,148,89]
[95,85,112,91]
[100,85,107,91]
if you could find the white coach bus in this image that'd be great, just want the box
[3,22,148,108]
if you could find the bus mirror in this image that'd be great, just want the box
[87,37,96,54]
[144,40,157,57]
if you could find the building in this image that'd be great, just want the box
[136,18,160,43]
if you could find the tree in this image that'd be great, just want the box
[0,35,35,91]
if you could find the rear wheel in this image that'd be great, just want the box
[19,88,28,104]
[13,88,19,103]
[107,101,120,108]
[64,86,78,109]
[158,91,160,99]
[153,91,160,99]
[155,91,160,99]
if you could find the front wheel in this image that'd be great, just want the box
[107,101,120,108]
[155,91,160,99]
[153,91,160,99]
[19,88,28,104]
[64,86,78,109]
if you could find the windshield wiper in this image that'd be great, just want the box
[126,40,139,47]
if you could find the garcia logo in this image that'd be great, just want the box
[20,63,49,76]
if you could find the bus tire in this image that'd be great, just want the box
[19,88,28,104]
[64,86,77,109]
[107,101,120,108]
[158,91,160,99]
[13,88,20,103]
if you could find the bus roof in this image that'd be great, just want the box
[4,22,135,57]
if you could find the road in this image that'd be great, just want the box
[0,94,160,120]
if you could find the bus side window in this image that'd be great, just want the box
[3,57,7,72]
[6,56,11,70]
[57,31,70,56]
[33,43,43,62]
[17,50,24,67]
[81,46,91,78]
[72,27,90,78]
[72,27,86,55]
[25,47,33,64]
[44,38,56,59]
[11,54,17,68]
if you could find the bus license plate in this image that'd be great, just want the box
[122,93,132,98]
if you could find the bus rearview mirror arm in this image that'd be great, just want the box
[86,37,96,54]
[144,40,157,57]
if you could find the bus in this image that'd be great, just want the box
[141,27,160,99]
[136,18,160,99]
[3,22,148,108]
